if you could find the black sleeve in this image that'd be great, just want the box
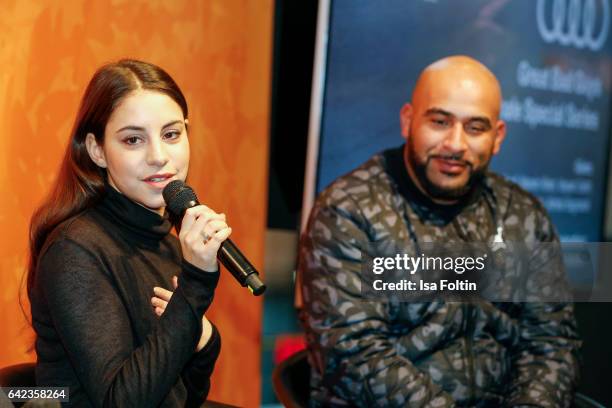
[37,238,219,408]
[182,323,221,408]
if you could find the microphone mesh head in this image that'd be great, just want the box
[163,180,185,205]
[166,185,199,216]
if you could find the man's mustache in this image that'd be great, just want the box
[428,153,473,168]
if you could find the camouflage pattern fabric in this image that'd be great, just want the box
[298,146,581,407]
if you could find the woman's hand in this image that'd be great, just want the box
[152,276,179,317]
[152,276,214,352]
[179,205,232,272]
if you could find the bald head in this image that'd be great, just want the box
[412,55,502,119]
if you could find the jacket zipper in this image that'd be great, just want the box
[452,217,480,404]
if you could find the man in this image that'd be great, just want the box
[298,56,580,407]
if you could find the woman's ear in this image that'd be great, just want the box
[85,133,107,168]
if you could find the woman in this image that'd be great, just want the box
[28,59,230,407]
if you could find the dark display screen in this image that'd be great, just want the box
[316,0,611,242]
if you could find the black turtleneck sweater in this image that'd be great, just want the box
[30,185,221,407]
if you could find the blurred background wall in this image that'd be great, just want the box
[0,1,272,406]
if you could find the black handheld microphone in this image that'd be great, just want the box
[163,180,266,296]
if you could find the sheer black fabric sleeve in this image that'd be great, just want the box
[179,260,222,407]
[37,238,219,408]
[182,323,221,407]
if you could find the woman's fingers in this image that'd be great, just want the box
[205,227,232,250]
[178,203,232,272]
[152,282,178,316]
[202,219,230,241]
[153,286,173,302]
[151,296,168,316]
[179,205,214,239]
[185,215,227,243]
[183,215,210,252]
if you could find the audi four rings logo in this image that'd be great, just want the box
[537,0,610,51]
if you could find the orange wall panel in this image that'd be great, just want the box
[0,1,272,406]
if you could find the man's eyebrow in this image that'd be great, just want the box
[424,108,453,117]
[115,120,184,134]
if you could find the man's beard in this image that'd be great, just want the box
[406,140,488,201]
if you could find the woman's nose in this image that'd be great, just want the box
[146,140,170,167]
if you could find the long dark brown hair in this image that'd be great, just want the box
[27,59,188,295]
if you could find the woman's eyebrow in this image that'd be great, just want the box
[116,125,145,133]
[162,120,184,129]
[115,120,184,134]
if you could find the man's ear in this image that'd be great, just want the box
[400,103,414,141]
[492,120,507,155]
[85,133,107,168]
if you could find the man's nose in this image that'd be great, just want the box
[442,122,468,153]
[146,140,170,167]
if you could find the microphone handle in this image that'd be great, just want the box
[218,239,266,296]
[181,199,266,296]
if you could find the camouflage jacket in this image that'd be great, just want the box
[298,146,581,407]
